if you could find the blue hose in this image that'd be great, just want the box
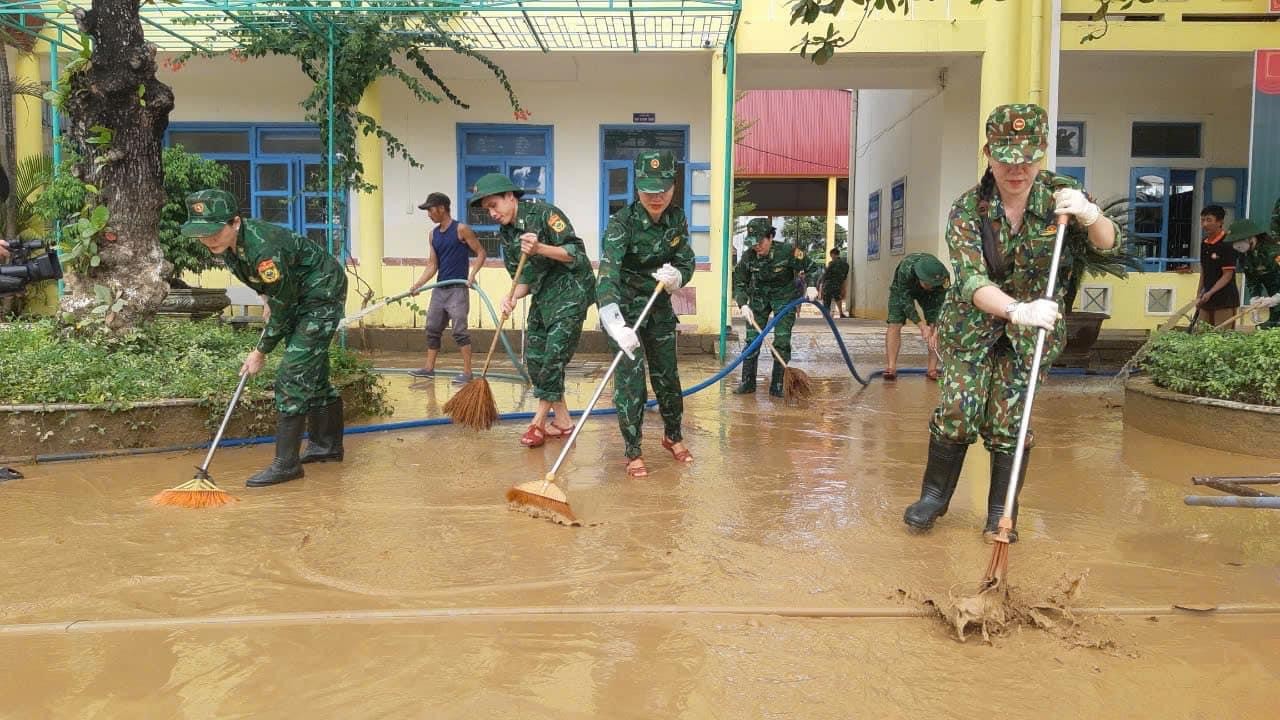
[389,279,530,384]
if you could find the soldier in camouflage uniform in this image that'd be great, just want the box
[597,150,696,477]
[1226,217,1280,329]
[884,252,950,381]
[470,174,596,448]
[902,104,1119,543]
[732,218,821,397]
[182,189,349,487]
[821,248,849,317]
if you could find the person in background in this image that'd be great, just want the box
[821,248,849,318]
[1195,205,1240,329]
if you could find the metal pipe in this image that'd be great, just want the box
[1189,480,1273,498]
[1185,496,1280,509]
[1192,476,1280,486]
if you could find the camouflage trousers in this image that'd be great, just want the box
[274,303,343,416]
[929,335,1053,454]
[743,292,797,363]
[526,296,589,402]
[609,297,683,460]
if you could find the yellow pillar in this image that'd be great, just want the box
[13,51,43,162]
[354,79,385,315]
[705,50,731,337]
[977,0,1022,172]
[824,176,838,256]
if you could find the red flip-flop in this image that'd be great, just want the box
[519,424,546,448]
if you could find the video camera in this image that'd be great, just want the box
[0,238,63,296]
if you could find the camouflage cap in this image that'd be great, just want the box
[913,255,950,286]
[1225,218,1269,245]
[634,150,677,193]
[181,189,238,238]
[745,217,774,246]
[468,173,524,207]
[985,104,1048,164]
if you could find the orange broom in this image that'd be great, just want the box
[444,254,528,430]
[151,367,253,508]
[507,283,666,526]
[745,315,812,404]
[980,215,1069,593]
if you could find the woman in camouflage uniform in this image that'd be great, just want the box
[597,150,695,477]
[902,104,1118,543]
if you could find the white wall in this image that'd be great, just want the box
[850,57,979,318]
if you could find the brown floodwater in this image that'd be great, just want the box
[2,346,1278,717]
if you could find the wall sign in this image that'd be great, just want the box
[632,113,656,124]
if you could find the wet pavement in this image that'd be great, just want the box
[2,335,1278,717]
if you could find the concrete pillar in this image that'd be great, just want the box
[13,50,43,162]
[707,50,732,339]
[354,79,385,311]
[977,0,1022,172]
[824,176,838,257]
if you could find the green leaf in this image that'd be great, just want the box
[93,284,111,303]
[90,205,110,227]
[89,255,101,268]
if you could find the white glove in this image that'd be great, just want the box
[1250,293,1280,309]
[1052,188,1101,227]
[652,263,682,292]
[804,286,819,302]
[599,303,640,359]
[739,305,755,326]
[1007,299,1061,331]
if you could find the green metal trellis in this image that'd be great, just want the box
[0,0,740,354]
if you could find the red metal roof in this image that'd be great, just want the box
[734,90,851,178]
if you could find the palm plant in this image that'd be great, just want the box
[1061,197,1143,313]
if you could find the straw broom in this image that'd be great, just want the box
[445,254,528,430]
[745,315,812,404]
[507,284,667,526]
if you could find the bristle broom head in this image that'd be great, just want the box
[444,377,499,430]
[151,476,238,508]
[506,481,579,526]
[783,366,813,404]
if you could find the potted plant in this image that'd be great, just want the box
[1055,197,1143,368]
[156,146,233,320]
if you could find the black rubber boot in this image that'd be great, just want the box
[300,398,344,464]
[903,435,969,530]
[247,414,306,487]
[768,360,785,397]
[733,355,758,394]
[984,450,1028,544]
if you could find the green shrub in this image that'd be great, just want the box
[0,320,391,425]
[1142,329,1280,406]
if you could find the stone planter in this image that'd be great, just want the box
[158,287,231,321]
[1124,376,1280,458]
[1055,311,1109,368]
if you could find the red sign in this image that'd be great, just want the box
[1258,50,1280,95]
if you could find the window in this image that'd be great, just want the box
[889,178,906,255]
[1057,121,1086,158]
[458,124,553,257]
[1079,285,1111,314]
[1131,122,1201,158]
[1129,167,1197,271]
[1145,287,1175,315]
[599,126,691,254]
[867,190,881,261]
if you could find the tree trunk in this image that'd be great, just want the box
[0,45,19,240]
[60,0,174,331]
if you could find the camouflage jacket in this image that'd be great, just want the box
[889,253,949,323]
[1242,239,1280,299]
[499,201,596,307]
[222,218,346,354]
[732,241,820,307]
[938,170,1119,357]
[596,201,695,310]
[822,257,849,292]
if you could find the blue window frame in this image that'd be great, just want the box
[597,124,699,259]
[164,122,348,255]
[457,124,554,257]
[1058,166,1086,185]
[1129,167,1198,272]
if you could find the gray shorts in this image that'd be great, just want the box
[424,286,471,349]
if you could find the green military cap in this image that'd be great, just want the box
[986,104,1048,164]
[180,189,238,238]
[468,173,524,207]
[744,217,774,246]
[1225,218,1269,244]
[634,150,677,193]
[913,255,950,286]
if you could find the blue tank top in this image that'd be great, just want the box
[432,220,470,282]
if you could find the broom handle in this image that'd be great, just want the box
[746,315,789,368]
[198,328,268,473]
[543,284,666,485]
[1211,306,1253,331]
[1001,215,1069,521]
[480,253,529,377]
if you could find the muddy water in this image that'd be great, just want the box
[2,349,1278,717]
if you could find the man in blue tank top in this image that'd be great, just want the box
[408,192,487,383]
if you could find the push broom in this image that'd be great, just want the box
[151,331,268,507]
[745,314,812,404]
[445,254,528,430]
[507,283,666,526]
[980,215,1069,592]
